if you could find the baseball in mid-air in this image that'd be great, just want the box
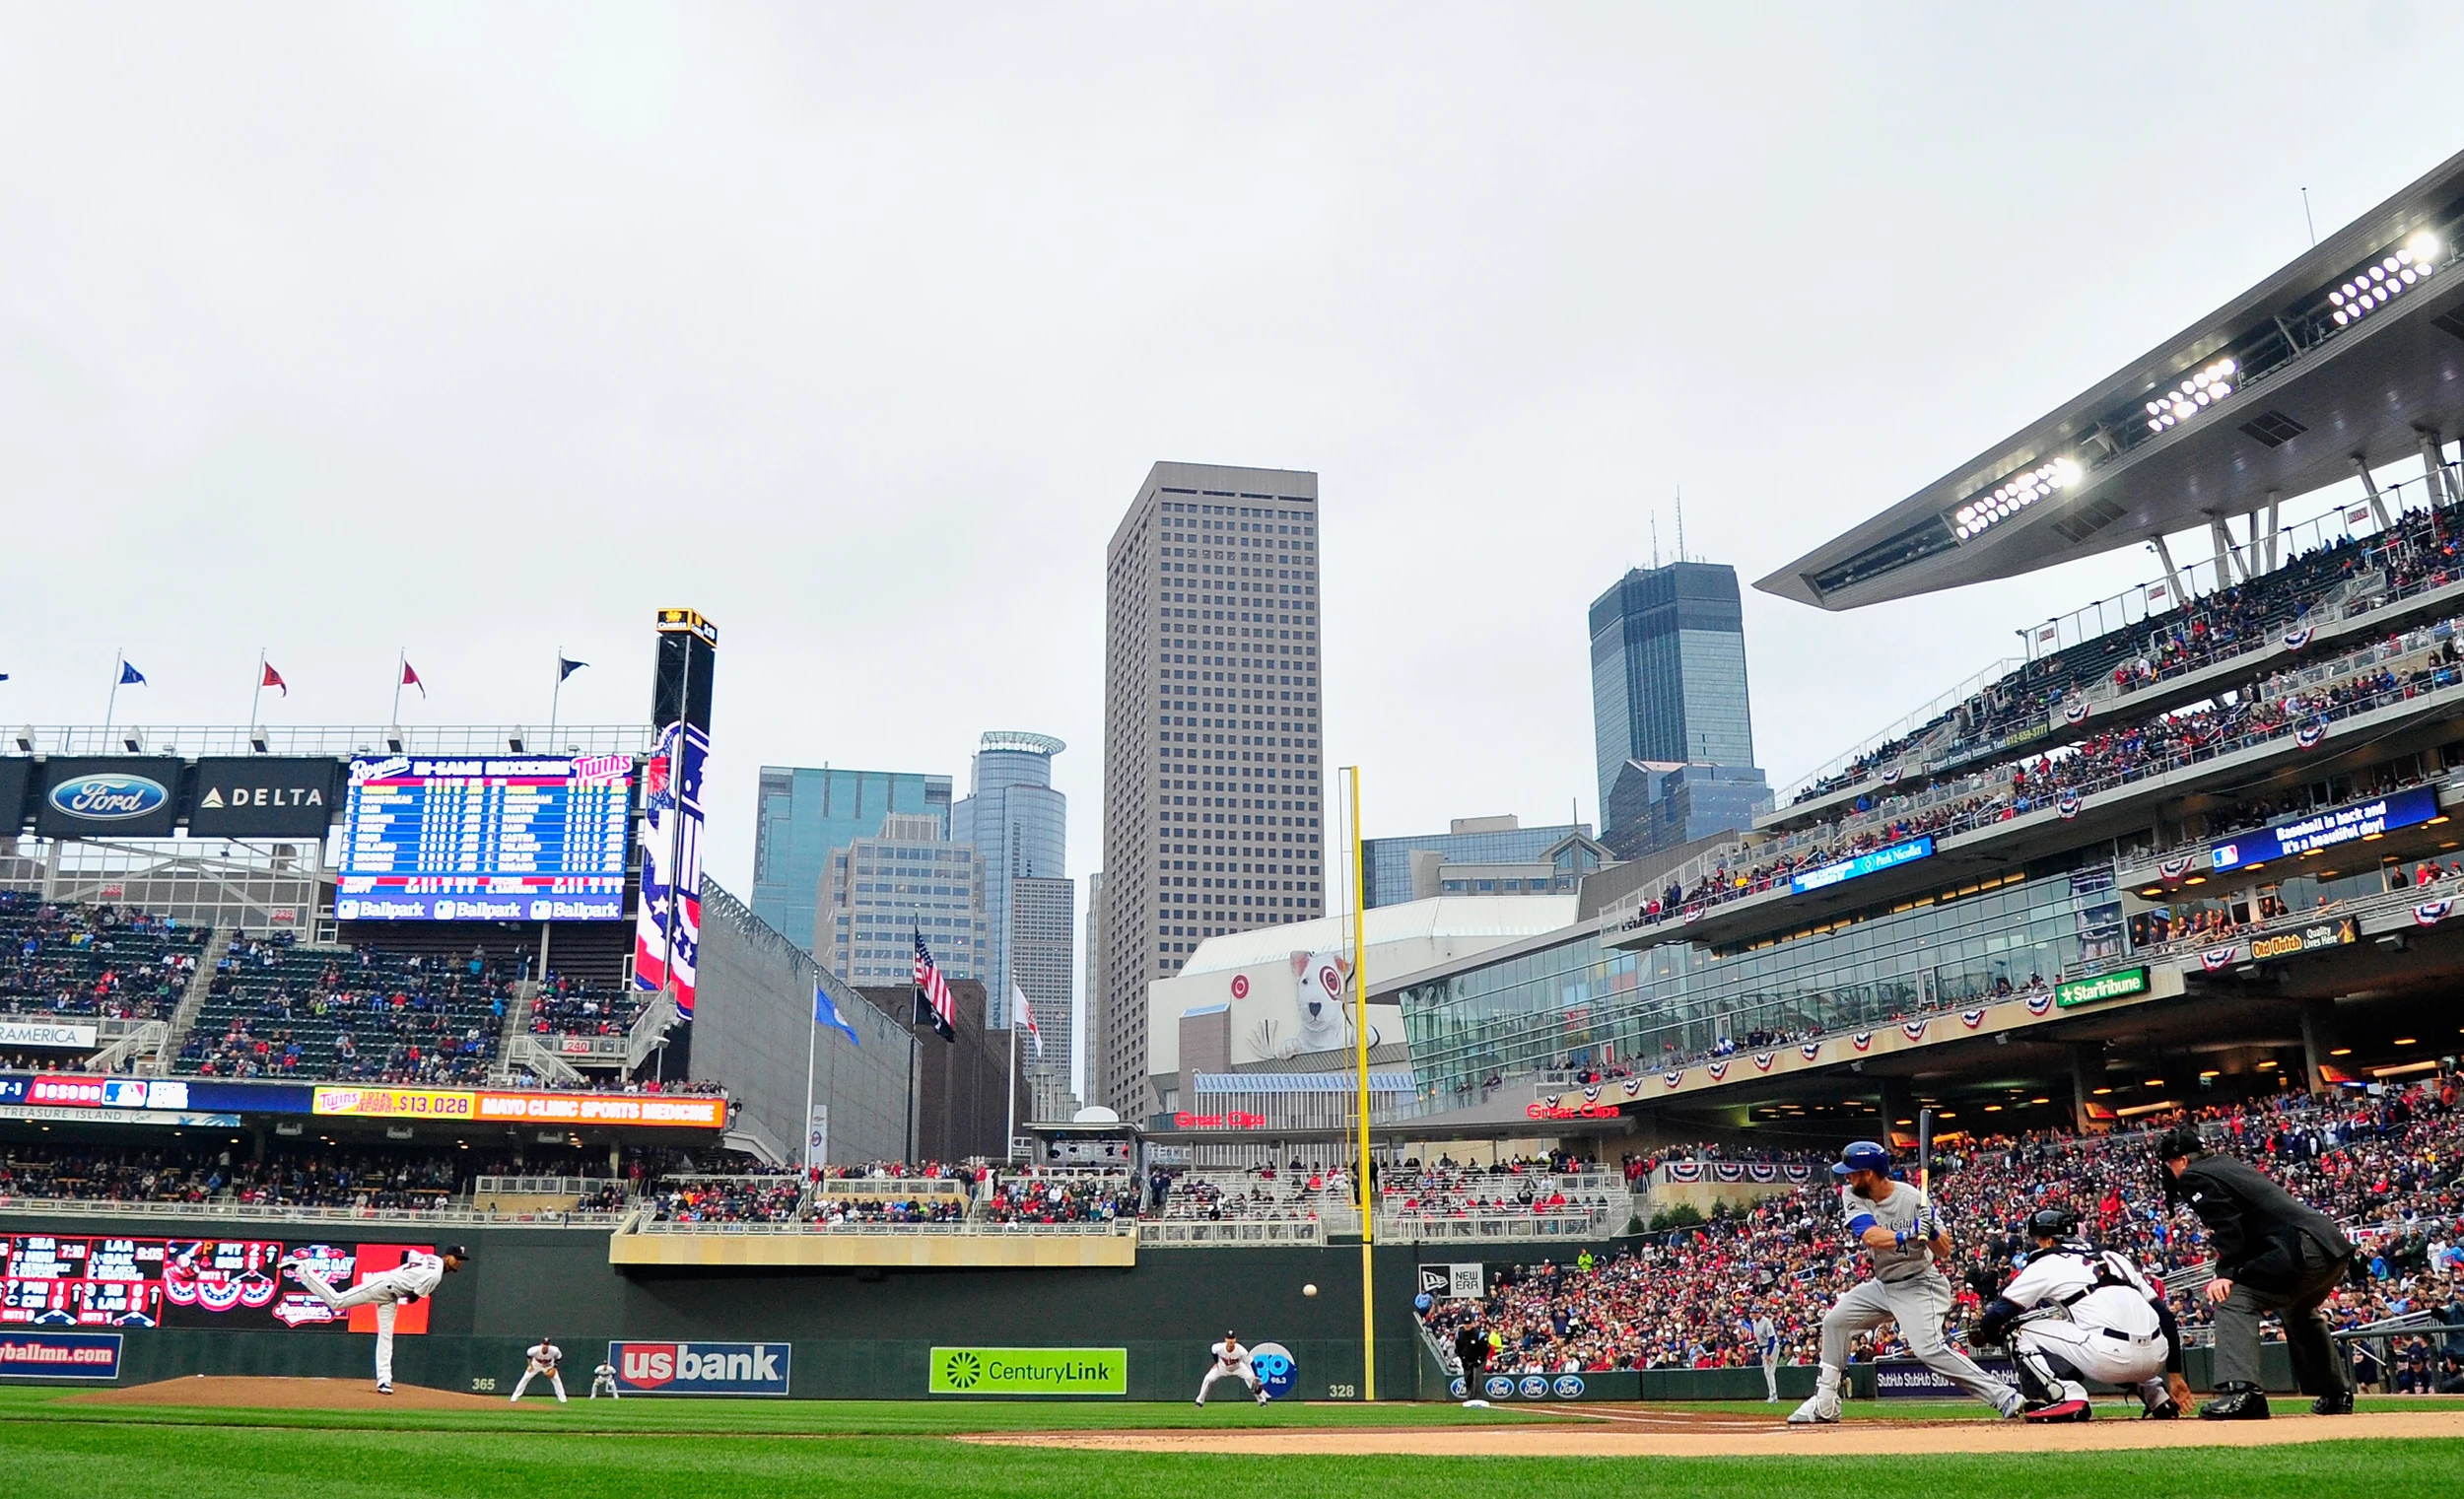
[1303,1283,1319,1297]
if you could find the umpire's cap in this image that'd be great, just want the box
[1837,1140,1890,1174]
[2027,1206,2079,1241]
[2155,1126,2206,1162]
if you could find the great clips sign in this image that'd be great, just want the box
[609,1341,790,1397]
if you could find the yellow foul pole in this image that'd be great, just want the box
[1348,764,1373,1401]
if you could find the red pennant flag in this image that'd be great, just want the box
[401,661,426,697]
[260,662,288,697]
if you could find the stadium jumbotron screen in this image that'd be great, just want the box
[334,753,635,922]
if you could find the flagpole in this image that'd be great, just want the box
[250,648,266,731]
[104,650,124,741]
[390,648,405,726]
[1347,763,1374,1403]
[804,979,820,1178]
[1004,980,1018,1162]
[549,647,564,743]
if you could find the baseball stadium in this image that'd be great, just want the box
[13,148,2464,1499]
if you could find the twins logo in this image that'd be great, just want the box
[1248,1341,1297,1399]
[48,774,169,821]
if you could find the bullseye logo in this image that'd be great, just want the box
[1518,1376,1548,1399]
[1231,974,1250,999]
[1249,1341,1297,1399]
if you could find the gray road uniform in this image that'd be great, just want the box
[1988,1244,2172,1410]
[1809,1183,2020,1416]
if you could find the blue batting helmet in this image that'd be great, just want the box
[1837,1141,1891,1175]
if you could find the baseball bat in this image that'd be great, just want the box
[1917,1108,1932,1211]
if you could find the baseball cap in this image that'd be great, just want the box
[2155,1127,2205,1162]
[444,1244,473,1261]
[1837,1140,1890,1174]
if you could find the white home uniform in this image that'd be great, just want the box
[1996,1244,2170,1411]
[1750,1314,1781,1401]
[1794,1181,2020,1420]
[511,1341,568,1402]
[591,1361,620,1399]
[1195,1338,1267,1405]
[292,1250,445,1392]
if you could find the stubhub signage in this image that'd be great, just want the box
[611,1341,790,1397]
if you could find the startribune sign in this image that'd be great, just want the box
[927,1346,1128,1396]
[2055,966,2151,1008]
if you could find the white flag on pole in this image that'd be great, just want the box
[1011,983,1044,1058]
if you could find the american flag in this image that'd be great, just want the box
[912,929,956,1042]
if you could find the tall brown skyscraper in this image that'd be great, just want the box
[1095,461,1326,1118]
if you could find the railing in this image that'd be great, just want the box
[627,992,680,1072]
[1138,1217,1327,1247]
[2,725,660,757]
[0,1195,628,1228]
[817,1177,972,1199]
[627,1216,1135,1238]
[473,1176,624,1198]
[1373,1208,1618,1244]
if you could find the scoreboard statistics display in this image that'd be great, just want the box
[334,753,635,922]
[0,1235,434,1332]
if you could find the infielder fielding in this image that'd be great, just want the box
[1789,1141,2022,1424]
[1972,1207,2185,1422]
[1748,1304,1782,1402]
[591,1359,620,1399]
[511,1337,568,1403]
[288,1244,469,1394]
[1194,1329,1269,1406]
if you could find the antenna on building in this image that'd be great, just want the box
[1676,488,1686,564]
[1650,511,1660,569]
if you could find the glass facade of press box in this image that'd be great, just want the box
[752,766,952,954]
[1360,822,1593,909]
[1588,561,1759,829]
[1396,860,2124,1105]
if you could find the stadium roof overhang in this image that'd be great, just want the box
[1762,147,2464,611]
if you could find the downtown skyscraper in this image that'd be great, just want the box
[1095,461,1327,1119]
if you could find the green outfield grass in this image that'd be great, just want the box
[3,1389,2460,1498]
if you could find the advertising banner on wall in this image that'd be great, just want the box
[0,1330,122,1380]
[611,1341,789,1397]
[33,758,184,838]
[0,1020,98,1051]
[927,1346,1127,1396]
[312,1085,724,1129]
[185,757,343,839]
[0,758,31,835]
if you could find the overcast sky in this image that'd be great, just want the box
[6,5,2461,1005]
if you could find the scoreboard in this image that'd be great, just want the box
[0,1235,434,1332]
[335,753,635,922]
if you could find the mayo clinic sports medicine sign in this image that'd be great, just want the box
[2211,786,2442,872]
[929,1346,1129,1396]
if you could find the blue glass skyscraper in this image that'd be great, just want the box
[1590,560,1762,845]
[751,766,952,954]
[951,731,1068,1032]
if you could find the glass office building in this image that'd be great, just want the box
[821,813,990,986]
[951,731,1069,1030]
[1394,859,2123,1106]
[751,766,952,954]
[1590,561,1760,832]
[1359,816,1599,908]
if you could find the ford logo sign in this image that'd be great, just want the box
[1518,1375,1548,1399]
[1552,1375,1585,1399]
[1449,1377,1468,1399]
[1482,1375,1515,1399]
[49,774,170,821]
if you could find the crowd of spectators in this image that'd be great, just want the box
[1795,482,2464,808]
[645,1177,805,1224]
[527,973,646,1036]
[982,1170,1138,1224]
[0,1142,553,1210]
[0,896,202,1021]
[178,937,509,1084]
[1421,1075,2464,1376]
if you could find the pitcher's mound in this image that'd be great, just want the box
[63,1376,501,1411]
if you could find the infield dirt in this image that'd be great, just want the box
[967,1405,2464,1458]
[63,1377,502,1411]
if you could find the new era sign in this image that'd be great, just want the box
[610,1341,790,1397]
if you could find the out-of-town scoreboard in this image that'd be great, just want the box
[334,753,634,921]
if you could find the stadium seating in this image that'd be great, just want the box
[527,973,649,1036]
[0,894,204,1021]
[1420,1078,2464,1374]
[176,934,509,1084]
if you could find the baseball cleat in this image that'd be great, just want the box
[376,1384,394,1396]
[2142,1399,2180,1420]
[2022,1397,2091,1422]
[1786,1391,1840,1424]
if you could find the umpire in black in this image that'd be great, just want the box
[2157,1125,2357,1419]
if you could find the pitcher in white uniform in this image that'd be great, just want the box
[1972,1206,2186,1422]
[288,1244,469,1394]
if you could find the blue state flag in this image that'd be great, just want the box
[814,978,860,1047]
[118,661,146,685]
